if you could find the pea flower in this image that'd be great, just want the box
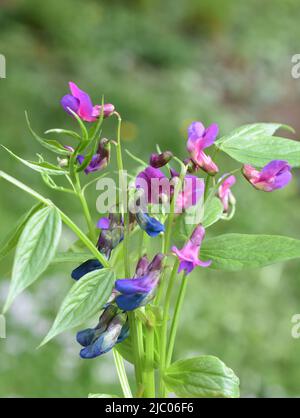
[170,169,204,212]
[115,254,164,311]
[218,175,236,213]
[150,151,173,168]
[77,305,129,359]
[243,160,292,192]
[135,211,165,237]
[61,82,115,122]
[187,121,219,175]
[71,214,123,281]
[171,225,211,274]
[77,138,111,174]
[136,166,171,204]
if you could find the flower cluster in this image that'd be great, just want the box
[58,83,293,361]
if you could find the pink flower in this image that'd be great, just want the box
[243,160,292,192]
[170,169,204,212]
[218,175,236,213]
[187,121,219,175]
[171,225,211,274]
[61,82,115,122]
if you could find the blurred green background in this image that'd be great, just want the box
[1,0,300,398]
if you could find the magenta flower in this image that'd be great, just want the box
[243,160,292,192]
[218,175,236,213]
[187,121,219,175]
[171,225,211,274]
[61,82,115,122]
[170,169,204,212]
[136,166,171,204]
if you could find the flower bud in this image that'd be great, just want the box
[150,151,173,168]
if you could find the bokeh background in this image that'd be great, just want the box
[1,0,300,397]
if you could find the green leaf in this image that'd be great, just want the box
[202,197,224,228]
[3,207,62,313]
[0,203,43,261]
[88,393,118,398]
[25,112,71,155]
[163,356,240,398]
[218,135,300,168]
[44,128,81,141]
[216,123,294,145]
[40,268,115,347]
[202,234,300,271]
[1,145,67,175]
[52,251,92,264]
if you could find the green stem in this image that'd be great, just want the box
[144,322,155,398]
[113,113,144,396]
[158,259,179,397]
[166,273,188,366]
[113,349,133,398]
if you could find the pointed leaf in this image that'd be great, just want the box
[216,123,294,145]
[1,146,67,175]
[40,268,115,346]
[219,135,300,168]
[202,234,300,271]
[3,206,62,313]
[0,203,43,261]
[26,112,71,155]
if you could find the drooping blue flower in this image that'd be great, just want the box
[135,211,165,237]
[115,254,164,311]
[71,259,103,281]
[77,305,129,359]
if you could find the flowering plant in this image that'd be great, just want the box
[1,82,300,398]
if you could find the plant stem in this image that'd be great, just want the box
[158,259,179,397]
[113,113,144,396]
[113,349,133,398]
[166,273,188,366]
[144,322,155,397]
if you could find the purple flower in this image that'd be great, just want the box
[218,175,236,213]
[171,225,211,275]
[71,213,123,281]
[77,305,129,359]
[243,160,292,192]
[61,82,115,122]
[150,151,173,168]
[136,166,171,204]
[77,138,111,174]
[187,121,219,175]
[115,254,164,311]
[97,213,124,258]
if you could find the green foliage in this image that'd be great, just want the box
[40,268,116,346]
[0,202,43,261]
[3,206,62,313]
[202,234,300,271]
[217,123,300,167]
[2,145,67,176]
[163,356,240,398]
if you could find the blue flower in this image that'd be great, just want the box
[135,211,165,237]
[115,254,164,311]
[77,305,129,359]
[71,259,103,281]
